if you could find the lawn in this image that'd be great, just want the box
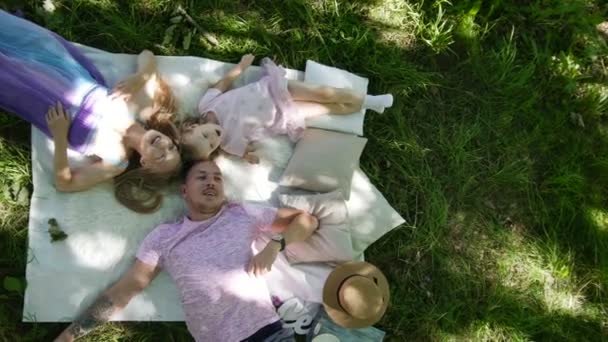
[1,0,607,341]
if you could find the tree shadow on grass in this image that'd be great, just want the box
[2,0,608,340]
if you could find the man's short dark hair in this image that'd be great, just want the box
[180,159,198,184]
[179,159,220,184]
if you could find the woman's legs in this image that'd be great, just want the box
[0,54,69,136]
[0,10,104,87]
[0,11,106,152]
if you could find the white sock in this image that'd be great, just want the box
[363,94,393,113]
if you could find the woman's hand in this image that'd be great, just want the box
[46,102,71,141]
[248,242,280,277]
[238,54,255,70]
[109,73,148,102]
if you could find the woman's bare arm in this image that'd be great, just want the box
[110,50,157,101]
[46,103,124,192]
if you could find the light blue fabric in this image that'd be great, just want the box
[0,10,130,167]
[0,10,103,117]
[306,308,385,342]
[0,11,100,80]
[263,327,296,342]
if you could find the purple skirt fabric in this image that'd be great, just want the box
[0,10,108,154]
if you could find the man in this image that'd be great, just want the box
[55,159,319,342]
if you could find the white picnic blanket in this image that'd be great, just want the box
[22,46,404,322]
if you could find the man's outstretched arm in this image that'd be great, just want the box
[55,260,160,342]
[248,208,319,276]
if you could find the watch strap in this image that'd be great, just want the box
[271,234,285,251]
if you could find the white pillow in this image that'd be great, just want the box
[348,168,405,257]
[303,60,368,136]
[279,191,354,264]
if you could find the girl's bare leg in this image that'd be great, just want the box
[287,79,393,114]
[293,101,362,119]
[287,80,364,108]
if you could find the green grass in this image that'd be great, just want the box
[1,0,608,340]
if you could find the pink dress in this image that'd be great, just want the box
[198,58,305,157]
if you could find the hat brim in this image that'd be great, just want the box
[322,261,390,328]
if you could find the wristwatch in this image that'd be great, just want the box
[271,233,286,251]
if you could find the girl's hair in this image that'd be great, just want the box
[113,75,181,213]
[178,115,221,161]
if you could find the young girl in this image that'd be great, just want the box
[180,54,393,163]
[0,10,181,213]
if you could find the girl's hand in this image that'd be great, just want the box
[46,102,71,140]
[238,54,255,69]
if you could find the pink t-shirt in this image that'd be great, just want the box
[136,202,279,342]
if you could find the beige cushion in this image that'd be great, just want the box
[279,191,354,264]
[279,129,367,199]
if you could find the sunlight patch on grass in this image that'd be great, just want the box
[0,138,30,229]
[366,0,420,49]
[551,52,584,81]
[0,201,28,232]
[497,235,591,315]
[416,0,454,54]
[78,0,117,9]
[576,83,608,118]
[441,321,527,341]
[586,208,608,232]
[2,0,608,340]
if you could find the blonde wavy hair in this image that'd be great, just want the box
[113,76,182,213]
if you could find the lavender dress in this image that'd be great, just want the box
[0,10,121,159]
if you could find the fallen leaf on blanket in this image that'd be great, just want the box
[48,218,68,242]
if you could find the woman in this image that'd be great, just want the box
[0,10,181,213]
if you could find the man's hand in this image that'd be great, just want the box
[244,152,260,164]
[248,242,280,277]
[46,102,71,141]
[238,54,255,70]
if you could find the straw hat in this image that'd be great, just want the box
[322,261,390,328]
